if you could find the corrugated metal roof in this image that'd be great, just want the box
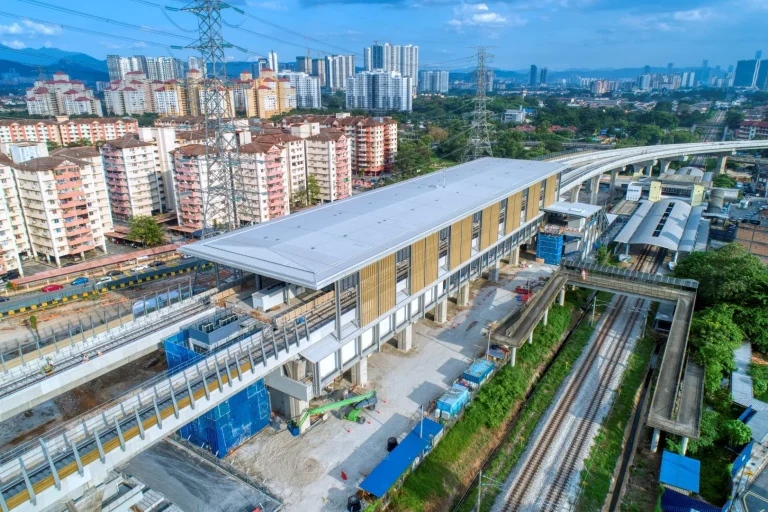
[659,450,700,493]
[678,206,704,254]
[180,158,562,289]
[615,199,694,252]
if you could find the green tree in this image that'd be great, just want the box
[689,304,744,394]
[395,141,431,177]
[737,307,768,352]
[66,138,92,148]
[29,315,39,337]
[720,419,752,445]
[46,141,61,152]
[686,409,721,454]
[595,245,609,264]
[725,109,745,130]
[712,174,736,188]
[306,175,322,205]
[127,216,165,247]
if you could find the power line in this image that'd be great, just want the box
[464,47,494,162]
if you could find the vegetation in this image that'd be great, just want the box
[725,108,746,130]
[388,289,600,511]
[720,419,752,446]
[712,174,736,188]
[29,315,39,338]
[131,113,159,127]
[749,363,768,400]
[306,175,322,205]
[576,334,655,511]
[127,216,165,247]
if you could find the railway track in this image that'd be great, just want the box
[499,246,663,511]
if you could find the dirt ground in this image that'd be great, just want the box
[0,351,168,452]
[620,425,662,512]
[227,261,555,512]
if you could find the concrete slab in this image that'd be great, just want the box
[227,263,554,511]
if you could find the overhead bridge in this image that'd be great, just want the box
[558,260,702,442]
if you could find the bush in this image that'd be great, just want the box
[749,363,768,398]
[720,419,752,446]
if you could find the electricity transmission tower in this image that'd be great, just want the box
[464,47,494,162]
[170,0,254,237]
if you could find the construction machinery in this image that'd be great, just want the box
[287,390,377,436]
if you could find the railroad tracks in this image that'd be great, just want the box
[497,247,662,511]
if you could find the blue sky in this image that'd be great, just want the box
[0,0,766,70]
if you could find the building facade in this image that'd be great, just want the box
[279,72,321,109]
[736,121,768,140]
[0,117,138,146]
[25,72,103,117]
[419,70,449,94]
[0,154,30,277]
[231,70,296,119]
[305,129,351,203]
[326,55,356,92]
[346,71,413,112]
[364,43,419,94]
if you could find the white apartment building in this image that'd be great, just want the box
[419,70,449,94]
[12,155,110,266]
[0,154,30,277]
[346,71,413,112]
[326,55,356,92]
[304,129,351,203]
[268,51,279,73]
[25,72,103,117]
[104,71,164,115]
[278,72,321,109]
[365,43,419,94]
[100,134,165,221]
[253,132,307,201]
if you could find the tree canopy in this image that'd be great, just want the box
[127,216,165,247]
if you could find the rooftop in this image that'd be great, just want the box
[615,199,703,252]
[181,157,562,289]
[542,201,602,218]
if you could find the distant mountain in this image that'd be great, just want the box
[0,45,106,71]
[449,66,706,81]
[0,58,109,86]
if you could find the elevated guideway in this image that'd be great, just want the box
[0,290,219,423]
[558,260,702,441]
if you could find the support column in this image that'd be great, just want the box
[458,283,470,307]
[673,251,679,263]
[609,168,619,193]
[589,175,600,205]
[680,436,689,456]
[632,163,645,177]
[569,184,581,203]
[396,324,413,352]
[434,299,448,324]
[715,156,727,175]
[558,287,565,306]
[488,261,500,281]
[509,346,516,367]
[510,246,520,266]
[543,307,549,326]
[650,428,660,453]
[659,159,671,174]
[351,356,368,386]
[54,254,61,268]
[528,331,533,345]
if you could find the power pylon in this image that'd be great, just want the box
[170,0,254,238]
[464,47,494,162]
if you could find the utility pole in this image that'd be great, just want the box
[169,0,254,238]
[464,46,494,162]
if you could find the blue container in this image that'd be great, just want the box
[436,384,470,419]
[462,359,494,388]
[536,233,564,265]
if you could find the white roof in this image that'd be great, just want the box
[614,199,694,252]
[180,158,562,289]
[542,201,602,218]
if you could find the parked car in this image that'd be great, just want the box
[96,277,113,286]
[4,269,19,280]
[750,218,761,225]
[149,261,165,267]
[132,264,149,273]
[70,277,89,286]
[42,284,64,293]
[106,270,124,277]
[0,296,8,302]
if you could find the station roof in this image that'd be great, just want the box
[659,451,700,494]
[614,199,703,253]
[542,201,602,218]
[180,158,562,289]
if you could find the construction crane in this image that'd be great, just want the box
[287,390,377,436]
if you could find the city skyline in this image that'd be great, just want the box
[0,0,765,71]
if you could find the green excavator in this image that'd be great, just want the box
[287,390,377,436]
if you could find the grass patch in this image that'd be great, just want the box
[575,334,655,511]
[697,445,733,506]
[388,290,597,511]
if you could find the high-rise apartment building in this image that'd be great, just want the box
[0,117,137,146]
[346,71,413,112]
[755,60,768,91]
[25,72,103,117]
[279,72,321,109]
[253,132,307,200]
[326,55,356,92]
[268,51,279,73]
[700,59,710,86]
[250,58,269,78]
[231,70,296,119]
[107,55,183,81]
[11,153,111,266]
[296,56,312,74]
[0,153,30,277]
[529,65,538,86]
[419,70,449,94]
[188,56,204,74]
[364,43,419,93]
[311,58,327,88]
[304,130,351,203]
[153,80,188,116]
[104,71,164,115]
[540,67,548,85]
[100,134,165,221]
[734,59,760,87]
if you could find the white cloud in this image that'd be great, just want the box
[247,1,288,9]
[0,23,24,35]
[448,3,526,30]
[671,7,712,21]
[22,20,62,36]
[2,40,26,50]
[620,7,713,32]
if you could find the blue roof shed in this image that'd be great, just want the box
[659,450,700,494]
[359,419,443,499]
[463,359,494,386]
[436,384,470,418]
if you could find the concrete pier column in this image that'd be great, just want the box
[509,346,516,367]
[458,283,470,307]
[650,428,660,453]
[488,261,500,281]
[434,299,448,325]
[673,251,679,263]
[543,307,549,326]
[351,356,368,386]
[558,287,565,306]
[659,159,671,174]
[570,184,581,203]
[715,156,727,175]
[589,175,600,205]
[396,324,413,352]
[510,246,520,266]
[632,163,645,177]
[610,168,619,193]
[680,436,689,455]
[528,331,533,345]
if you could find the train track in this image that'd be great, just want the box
[499,246,663,511]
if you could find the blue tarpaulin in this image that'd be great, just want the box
[359,419,443,498]
[661,488,719,512]
[463,360,494,386]
[659,450,700,494]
